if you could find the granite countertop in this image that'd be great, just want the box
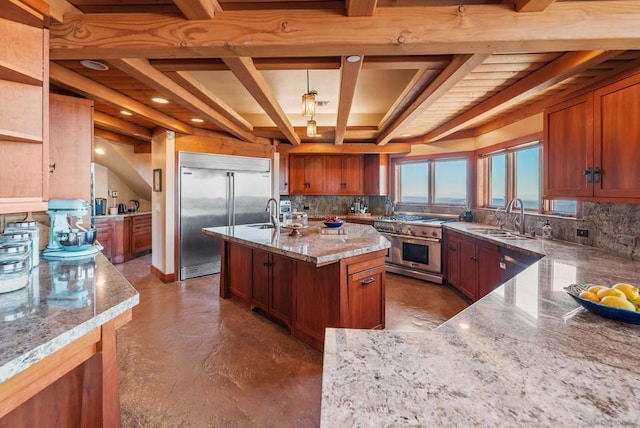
[202,222,390,266]
[321,222,640,426]
[0,253,139,383]
[96,211,151,219]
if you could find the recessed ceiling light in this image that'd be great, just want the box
[151,97,169,104]
[94,148,105,155]
[80,60,109,71]
[191,118,204,123]
[401,133,412,137]
[120,110,132,116]
[346,55,361,63]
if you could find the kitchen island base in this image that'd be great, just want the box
[221,241,386,351]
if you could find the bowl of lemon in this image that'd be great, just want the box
[564,283,640,324]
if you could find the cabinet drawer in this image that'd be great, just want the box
[132,234,151,253]
[347,257,385,275]
[132,215,151,227]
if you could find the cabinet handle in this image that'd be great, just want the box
[263,262,273,267]
[470,256,478,261]
[583,167,593,183]
[361,277,376,285]
[593,167,601,183]
[449,246,457,252]
[49,162,56,173]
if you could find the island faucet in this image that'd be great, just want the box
[266,198,279,228]
[505,198,525,235]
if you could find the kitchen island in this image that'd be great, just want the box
[0,253,139,427]
[202,222,390,351]
[321,222,640,426]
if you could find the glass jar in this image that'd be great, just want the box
[0,258,30,294]
[0,233,32,269]
[0,242,31,267]
[282,211,308,229]
[4,221,39,267]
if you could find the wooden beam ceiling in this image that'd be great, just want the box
[47,0,82,23]
[376,54,490,145]
[222,57,301,146]
[94,128,149,150]
[422,50,624,143]
[49,2,640,59]
[346,0,377,17]
[93,111,151,141]
[49,62,194,134]
[108,58,256,142]
[173,0,221,19]
[335,56,363,145]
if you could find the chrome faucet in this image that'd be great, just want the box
[266,198,279,228]
[505,198,525,235]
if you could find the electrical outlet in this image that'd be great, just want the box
[303,206,309,210]
[111,190,118,198]
[576,228,588,238]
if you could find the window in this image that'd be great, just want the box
[397,158,468,205]
[482,141,578,216]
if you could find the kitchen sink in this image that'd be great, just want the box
[467,228,534,240]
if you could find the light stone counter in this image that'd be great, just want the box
[321,222,640,426]
[202,222,389,266]
[0,253,139,383]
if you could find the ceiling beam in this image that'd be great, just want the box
[335,56,363,145]
[47,0,82,23]
[346,0,377,17]
[49,62,193,134]
[222,57,301,146]
[422,50,624,143]
[515,0,555,13]
[376,54,489,145]
[94,128,149,149]
[109,58,256,143]
[50,2,640,59]
[151,57,341,72]
[278,142,411,155]
[93,111,152,141]
[173,0,221,20]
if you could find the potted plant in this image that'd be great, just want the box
[460,202,473,222]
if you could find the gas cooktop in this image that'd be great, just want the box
[377,215,455,226]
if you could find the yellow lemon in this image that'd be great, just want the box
[600,295,636,312]
[579,291,600,302]
[596,287,626,300]
[612,283,640,300]
[587,285,608,295]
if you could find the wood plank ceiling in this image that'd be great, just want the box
[46,0,640,152]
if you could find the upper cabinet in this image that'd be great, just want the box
[364,154,389,196]
[278,154,289,195]
[289,154,364,195]
[544,71,640,202]
[0,0,49,214]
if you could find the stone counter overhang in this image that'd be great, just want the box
[202,222,390,266]
[0,253,139,384]
[321,222,640,426]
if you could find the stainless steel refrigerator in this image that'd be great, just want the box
[178,152,272,280]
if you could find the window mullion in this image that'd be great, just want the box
[428,161,436,204]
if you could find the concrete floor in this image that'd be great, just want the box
[115,255,468,428]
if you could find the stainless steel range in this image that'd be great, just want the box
[374,214,455,283]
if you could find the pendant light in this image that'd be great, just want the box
[306,117,317,137]
[301,70,317,118]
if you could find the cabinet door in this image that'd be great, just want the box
[341,155,363,194]
[324,156,343,194]
[288,155,306,194]
[347,266,384,329]
[544,94,594,198]
[364,154,388,195]
[594,74,640,199]
[476,241,501,300]
[446,232,461,288]
[131,215,151,254]
[251,248,269,311]
[49,94,93,205]
[94,219,112,261]
[305,156,325,194]
[270,253,293,326]
[227,242,253,305]
[458,238,478,301]
[279,154,289,195]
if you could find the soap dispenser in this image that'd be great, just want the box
[542,220,553,240]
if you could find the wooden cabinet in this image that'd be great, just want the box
[94,214,151,263]
[278,154,289,195]
[222,241,386,351]
[251,248,294,327]
[325,155,363,194]
[48,94,93,204]
[446,230,500,301]
[364,154,389,195]
[544,71,640,202]
[289,155,325,194]
[131,214,152,254]
[0,1,48,214]
[289,154,364,195]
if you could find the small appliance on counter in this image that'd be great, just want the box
[118,203,128,214]
[43,199,100,260]
[94,198,107,215]
[129,200,140,213]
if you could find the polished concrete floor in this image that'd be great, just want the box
[115,255,468,427]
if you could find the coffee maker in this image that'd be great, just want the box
[43,199,100,260]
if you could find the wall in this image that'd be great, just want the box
[151,131,175,280]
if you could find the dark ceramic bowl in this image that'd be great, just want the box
[323,221,344,228]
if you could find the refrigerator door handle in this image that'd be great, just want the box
[227,171,235,226]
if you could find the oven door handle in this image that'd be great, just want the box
[378,232,440,243]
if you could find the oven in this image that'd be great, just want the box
[374,215,451,284]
